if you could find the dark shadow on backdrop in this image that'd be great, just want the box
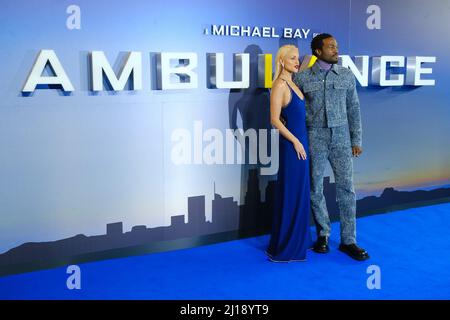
[227,44,276,239]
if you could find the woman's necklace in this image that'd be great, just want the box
[278,75,293,83]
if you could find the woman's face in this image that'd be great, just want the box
[282,48,300,73]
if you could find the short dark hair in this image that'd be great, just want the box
[311,33,334,56]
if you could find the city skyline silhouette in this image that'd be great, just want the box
[1,168,449,273]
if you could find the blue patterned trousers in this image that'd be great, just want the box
[307,125,357,245]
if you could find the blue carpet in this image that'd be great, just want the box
[1,203,449,300]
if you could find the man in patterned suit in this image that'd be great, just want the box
[293,33,369,261]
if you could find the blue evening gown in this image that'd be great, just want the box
[266,81,313,262]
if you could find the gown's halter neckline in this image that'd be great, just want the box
[279,78,304,102]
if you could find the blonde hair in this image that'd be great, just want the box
[273,44,298,81]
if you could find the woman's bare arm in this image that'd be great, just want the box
[270,80,307,160]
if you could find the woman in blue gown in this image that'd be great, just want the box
[266,45,313,262]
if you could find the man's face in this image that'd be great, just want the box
[316,37,339,64]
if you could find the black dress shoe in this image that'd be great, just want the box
[313,236,329,253]
[339,243,370,261]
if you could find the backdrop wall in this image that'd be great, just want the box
[1,0,449,275]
